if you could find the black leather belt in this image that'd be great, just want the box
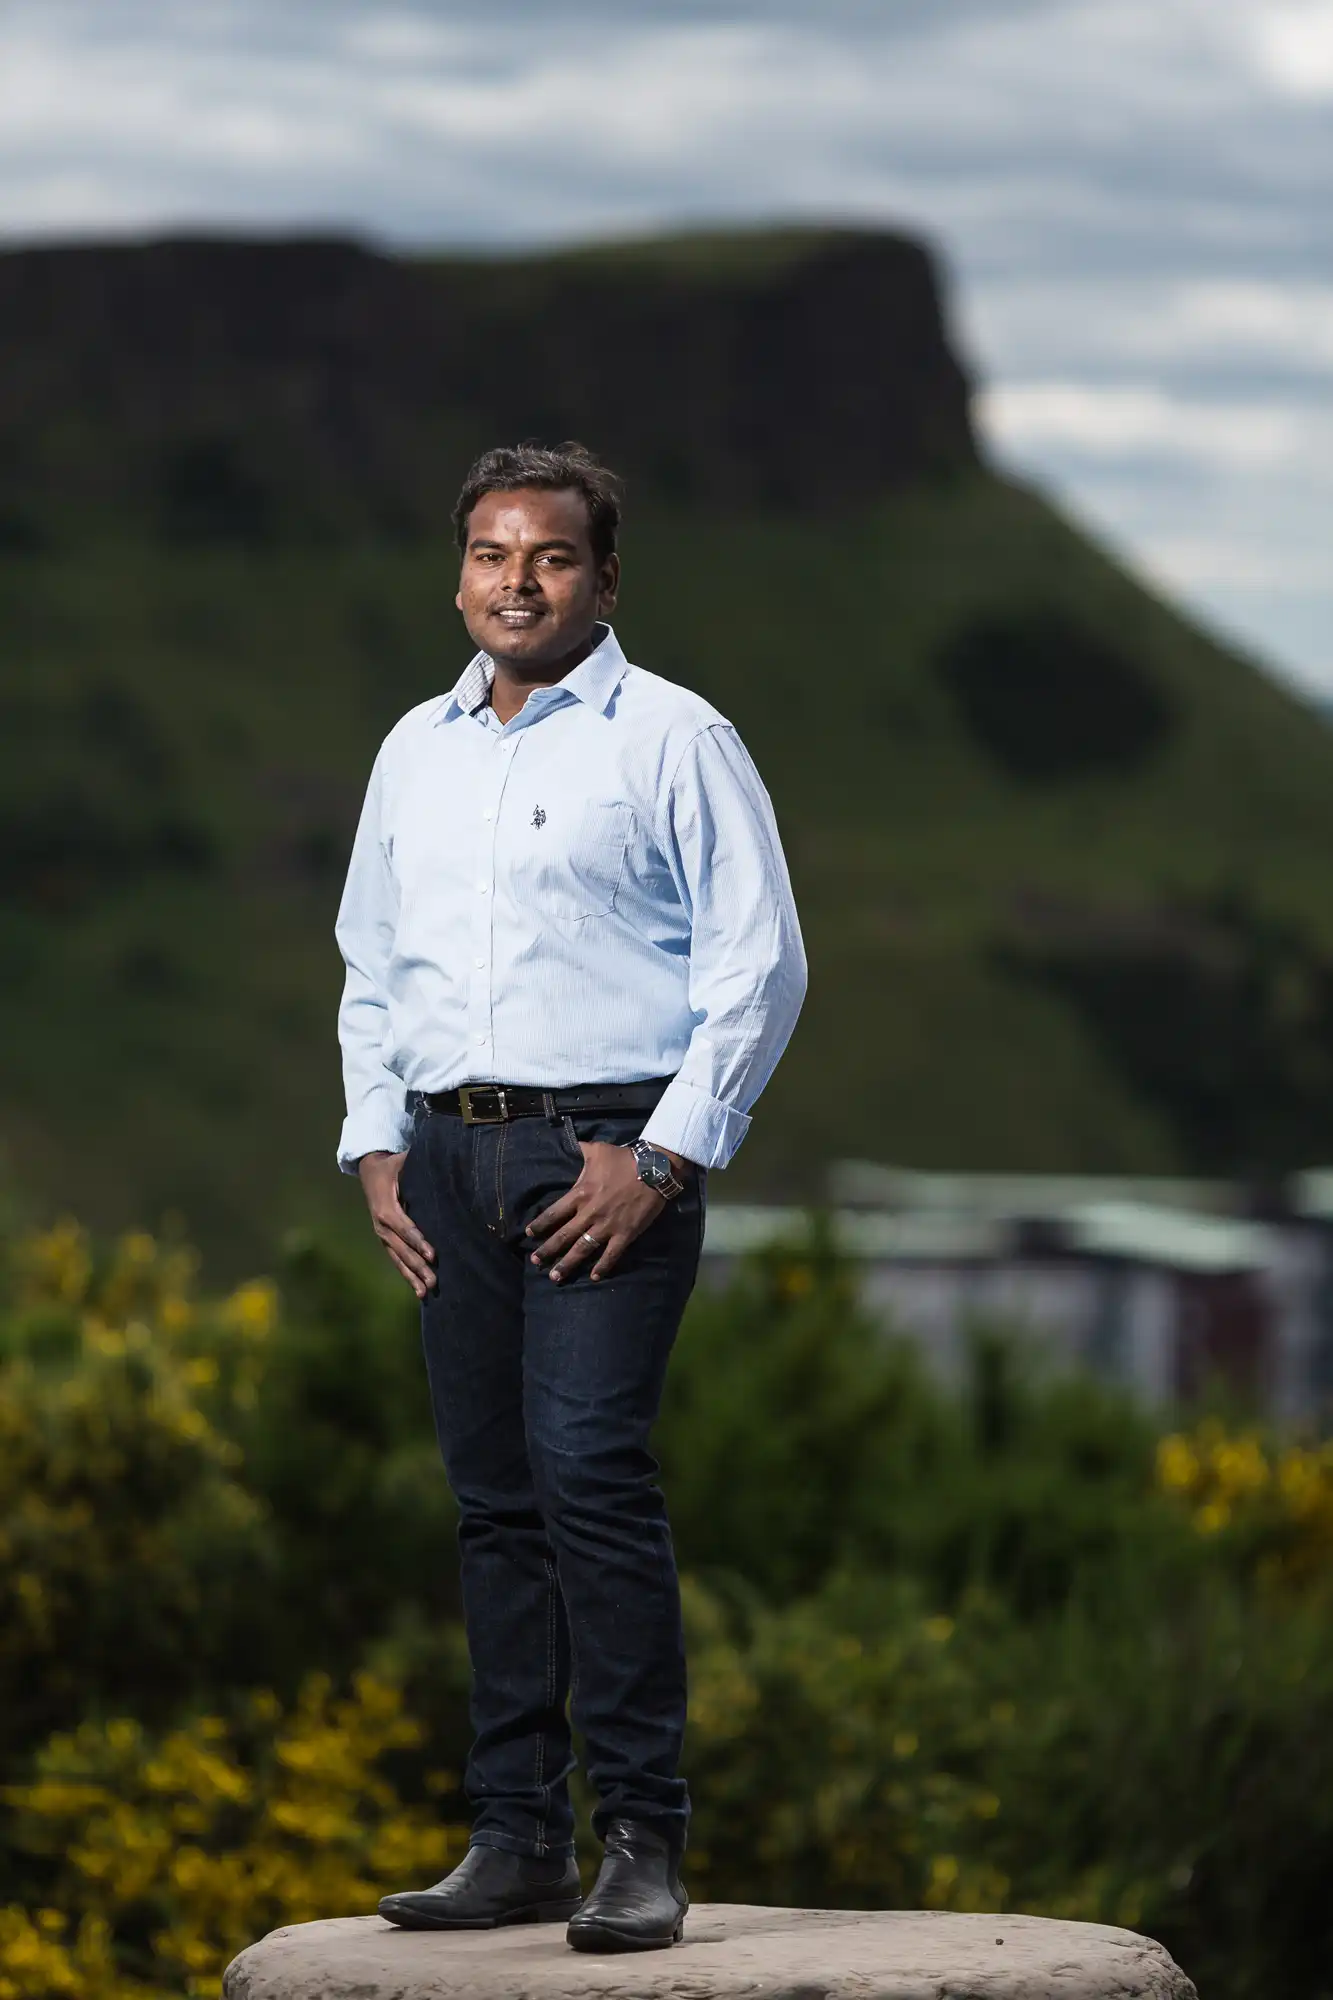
[416,1079,672,1126]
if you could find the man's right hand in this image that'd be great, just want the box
[358,1151,437,1298]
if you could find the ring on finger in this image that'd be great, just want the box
[580,1231,601,1251]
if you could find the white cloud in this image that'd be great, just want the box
[980,382,1329,469]
[1145,536,1331,593]
[371,25,836,165]
[972,279,1333,379]
[1252,1,1333,96]
[338,12,463,66]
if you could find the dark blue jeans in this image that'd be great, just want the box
[400,1100,704,1859]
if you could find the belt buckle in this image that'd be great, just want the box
[459,1085,508,1125]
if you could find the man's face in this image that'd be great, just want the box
[456,486,619,669]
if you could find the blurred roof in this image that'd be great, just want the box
[1291,1169,1333,1222]
[1056,1201,1274,1274]
[704,1185,1281,1275]
[703,1205,1004,1262]
[828,1159,1235,1218]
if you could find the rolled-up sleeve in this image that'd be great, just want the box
[334,749,413,1173]
[639,724,806,1169]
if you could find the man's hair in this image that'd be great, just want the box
[452,442,623,566]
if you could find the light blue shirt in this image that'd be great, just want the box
[335,625,806,1173]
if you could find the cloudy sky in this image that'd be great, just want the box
[2,0,1330,696]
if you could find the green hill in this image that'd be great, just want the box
[2,228,1332,1271]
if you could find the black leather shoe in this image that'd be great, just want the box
[566,1819,687,1953]
[379,1844,582,1930]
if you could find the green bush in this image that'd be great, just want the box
[683,1561,1333,2000]
[659,1234,1171,1612]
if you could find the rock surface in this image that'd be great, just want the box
[222,1902,1197,2000]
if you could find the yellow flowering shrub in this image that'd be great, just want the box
[1156,1419,1333,1578]
[8,1218,273,1416]
[0,1230,271,1765]
[1,1674,466,2000]
[0,1906,119,2000]
[0,1221,472,1997]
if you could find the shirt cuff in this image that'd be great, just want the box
[337,1095,415,1175]
[640,1077,752,1170]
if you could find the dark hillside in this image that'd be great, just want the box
[0,228,974,544]
[1,227,1331,1271]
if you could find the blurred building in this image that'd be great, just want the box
[702,1164,1333,1422]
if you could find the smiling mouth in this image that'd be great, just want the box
[492,604,544,624]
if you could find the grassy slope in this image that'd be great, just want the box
[2,469,1331,1271]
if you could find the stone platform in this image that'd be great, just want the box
[222,1902,1197,2000]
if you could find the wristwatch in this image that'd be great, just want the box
[629,1138,686,1201]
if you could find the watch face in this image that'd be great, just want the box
[634,1141,681,1196]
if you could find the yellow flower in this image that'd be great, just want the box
[1156,1434,1200,1493]
[925,1854,959,1908]
[1156,1421,1333,1574]
[220,1281,278,1341]
[15,1219,92,1307]
[1208,1434,1268,1499]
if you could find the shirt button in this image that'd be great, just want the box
[476,882,488,894]
[474,957,485,969]
[483,809,493,821]
[475,1034,488,1045]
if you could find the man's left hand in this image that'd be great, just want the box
[527,1140,690,1282]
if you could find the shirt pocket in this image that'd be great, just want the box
[520,799,635,921]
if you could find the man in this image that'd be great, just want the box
[335,441,805,1952]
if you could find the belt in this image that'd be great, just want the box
[416,1078,673,1126]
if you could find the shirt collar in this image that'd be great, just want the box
[437,624,628,723]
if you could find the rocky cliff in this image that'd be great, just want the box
[0,228,976,545]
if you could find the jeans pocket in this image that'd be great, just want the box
[557,1114,585,1170]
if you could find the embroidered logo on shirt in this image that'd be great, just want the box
[531,805,547,829]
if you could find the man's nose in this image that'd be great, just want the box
[500,560,539,592]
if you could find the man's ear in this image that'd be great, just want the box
[598,554,621,616]
[455,588,464,611]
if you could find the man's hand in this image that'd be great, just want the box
[527,1140,689,1283]
[358,1151,437,1298]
